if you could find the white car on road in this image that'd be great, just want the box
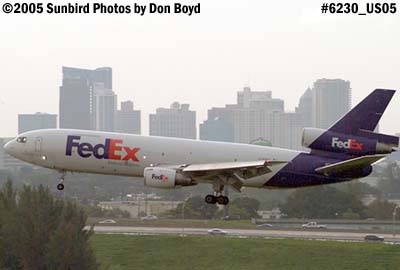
[140,215,158,221]
[207,228,227,235]
[302,222,327,229]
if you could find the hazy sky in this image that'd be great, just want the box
[1,0,400,137]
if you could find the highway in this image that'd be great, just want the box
[90,226,399,242]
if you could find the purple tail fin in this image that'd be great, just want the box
[329,89,395,135]
[308,89,398,156]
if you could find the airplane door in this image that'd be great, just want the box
[35,137,42,152]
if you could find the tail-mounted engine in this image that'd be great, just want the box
[302,128,398,156]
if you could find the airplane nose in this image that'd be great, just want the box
[4,141,15,156]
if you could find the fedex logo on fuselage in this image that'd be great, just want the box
[331,137,363,151]
[66,135,140,162]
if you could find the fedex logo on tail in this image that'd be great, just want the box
[66,135,140,162]
[331,137,363,151]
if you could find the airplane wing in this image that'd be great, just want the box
[181,160,287,192]
[315,154,386,176]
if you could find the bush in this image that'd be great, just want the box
[0,180,98,269]
[367,199,397,220]
[280,186,367,219]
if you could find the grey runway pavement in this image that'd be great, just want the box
[89,226,399,242]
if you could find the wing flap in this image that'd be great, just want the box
[183,160,267,172]
[183,160,287,180]
[315,154,386,175]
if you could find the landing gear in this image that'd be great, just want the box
[205,182,230,205]
[57,170,66,191]
[204,195,229,205]
[217,195,229,205]
[205,194,217,204]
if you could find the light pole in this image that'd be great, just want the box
[392,205,399,242]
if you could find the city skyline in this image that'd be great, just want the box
[11,74,351,153]
[1,0,399,137]
[18,112,57,134]
[5,75,395,138]
[5,75,400,137]
[150,102,196,139]
[200,87,304,149]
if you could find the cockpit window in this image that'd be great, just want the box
[16,137,27,143]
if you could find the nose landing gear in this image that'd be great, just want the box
[57,171,66,191]
[57,183,64,191]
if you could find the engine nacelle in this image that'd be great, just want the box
[144,167,196,189]
[301,128,326,149]
[302,128,395,155]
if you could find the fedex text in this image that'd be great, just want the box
[331,137,363,151]
[65,135,140,162]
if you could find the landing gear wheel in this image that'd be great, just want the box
[57,183,65,191]
[223,196,229,205]
[216,196,225,205]
[205,195,216,204]
[57,170,66,191]
[216,196,229,205]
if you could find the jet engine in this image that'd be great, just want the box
[302,128,397,155]
[144,167,196,189]
[301,128,326,149]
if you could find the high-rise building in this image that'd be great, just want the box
[115,101,141,134]
[149,102,196,139]
[296,87,314,128]
[274,112,303,150]
[91,67,112,89]
[296,79,352,130]
[0,138,4,169]
[312,78,351,129]
[201,87,303,149]
[18,112,57,134]
[59,66,112,130]
[200,117,234,142]
[92,85,117,132]
[237,86,284,111]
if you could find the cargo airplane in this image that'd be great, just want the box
[4,89,399,205]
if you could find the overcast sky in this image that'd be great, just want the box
[1,0,399,137]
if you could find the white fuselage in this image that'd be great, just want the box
[5,129,302,187]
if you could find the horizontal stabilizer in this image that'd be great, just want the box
[315,155,386,176]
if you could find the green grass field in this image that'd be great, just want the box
[92,234,400,270]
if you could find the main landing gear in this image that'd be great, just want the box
[57,171,66,191]
[205,194,229,205]
[204,182,229,205]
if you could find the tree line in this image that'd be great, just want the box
[163,196,261,220]
[280,183,397,220]
[0,180,98,270]
[162,182,399,221]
